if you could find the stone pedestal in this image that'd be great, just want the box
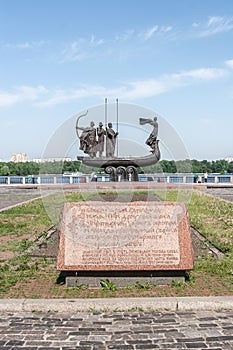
[57,201,194,287]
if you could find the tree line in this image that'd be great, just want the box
[0,159,232,176]
[142,159,233,174]
[0,161,81,176]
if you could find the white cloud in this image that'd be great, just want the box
[170,68,227,80]
[16,42,31,49]
[192,22,200,28]
[61,40,85,62]
[61,36,105,62]
[160,26,173,33]
[143,25,159,40]
[0,66,227,108]
[62,30,136,63]
[199,16,233,37]
[0,91,19,106]
[225,59,233,69]
[90,35,105,46]
[39,66,228,105]
[118,67,227,100]
[19,85,48,100]
[4,40,47,50]
[0,85,47,107]
[61,24,174,63]
[140,24,173,40]
[115,30,134,41]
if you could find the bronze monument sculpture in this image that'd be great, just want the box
[76,100,160,181]
[77,120,97,158]
[96,122,105,157]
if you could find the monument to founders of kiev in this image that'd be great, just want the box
[57,100,193,287]
[76,99,160,181]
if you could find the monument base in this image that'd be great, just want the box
[64,270,186,288]
[57,201,194,288]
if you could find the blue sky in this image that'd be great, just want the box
[0,0,233,161]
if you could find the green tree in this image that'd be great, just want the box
[159,160,176,173]
[191,159,201,173]
[200,160,211,172]
[141,162,164,174]
[211,160,228,174]
[175,159,192,173]
[0,165,10,175]
[227,162,233,174]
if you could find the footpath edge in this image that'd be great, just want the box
[0,296,233,313]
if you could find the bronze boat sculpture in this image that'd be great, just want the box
[76,104,160,181]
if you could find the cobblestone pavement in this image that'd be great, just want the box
[1,185,233,350]
[0,310,233,349]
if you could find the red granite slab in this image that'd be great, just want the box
[57,201,194,271]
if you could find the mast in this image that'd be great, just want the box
[116,98,119,157]
[105,98,108,157]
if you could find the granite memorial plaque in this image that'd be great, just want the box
[57,201,193,277]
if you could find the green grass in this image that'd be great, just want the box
[0,199,51,237]
[0,189,233,298]
[155,189,233,253]
[155,189,233,285]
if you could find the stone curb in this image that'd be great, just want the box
[1,296,233,313]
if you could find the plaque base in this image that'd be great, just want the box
[63,270,186,288]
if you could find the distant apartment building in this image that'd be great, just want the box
[10,153,29,163]
[32,157,72,163]
[225,157,233,163]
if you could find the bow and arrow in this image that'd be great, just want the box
[75,110,88,139]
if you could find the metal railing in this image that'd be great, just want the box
[0,174,232,185]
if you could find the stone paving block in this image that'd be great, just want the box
[38,348,61,350]
[199,322,219,327]
[206,335,233,341]
[107,345,134,349]
[186,342,207,348]
[50,341,78,347]
[158,343,185,348]
[135,345,159,349]
[5,340,24,346]
[0,310,233,349]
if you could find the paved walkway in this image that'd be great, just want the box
[1,309,233,349]
[0,187,54,211]
[204,187,233,203]
[0,298,233,349]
